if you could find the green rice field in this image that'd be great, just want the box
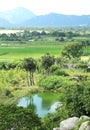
[0,44,64,60]
[0,41,90,60]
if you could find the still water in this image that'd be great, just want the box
[17,93,61,117]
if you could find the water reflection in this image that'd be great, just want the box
[17,93,61,117]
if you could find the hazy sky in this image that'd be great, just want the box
[0,0,90,15]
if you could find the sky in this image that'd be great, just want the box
[0,0,90,15]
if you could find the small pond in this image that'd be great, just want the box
[17,93,61,117]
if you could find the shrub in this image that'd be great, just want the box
[0,62,7,70]
[0,104,41,130]
[0,61,22,70]
[38,76,69,90]
[50,65,60,73]
[50,65,69,76]
[10,79,19,85]
[5,89,11,96]
[78,62,87,70]
[63,80,90,117]
[54,69,69,76]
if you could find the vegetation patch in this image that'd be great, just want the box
[38,75,70,90]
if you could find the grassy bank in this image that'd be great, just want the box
[0,86,41,105]
[0,68,42,105]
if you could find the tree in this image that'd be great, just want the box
[0,104,41,130]
[51,31,65,37]
[66,31,73,38]
[41,30,47,36]
[23,58,37,86]
[31,31,40,37]
[62,42,84,59]
[0,33,9,40]
[41,53,55,74]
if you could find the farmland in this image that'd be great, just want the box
[0,28,90,60]
[0,43,63,59]
[0,43,90,60]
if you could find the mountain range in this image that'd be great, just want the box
[0,7,90,27]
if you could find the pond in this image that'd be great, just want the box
[17,92,61,117]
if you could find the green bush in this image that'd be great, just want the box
[78,62,87,69]
[50,65,60,73]
[50,65,69,76]
[0,62,7,69]
[54,69,69,76]
[10,79,19,85]
[5,89,11,96]
[0,104,41,130]
[63,80,90,117]
[0,61,23,70]
[38,75,69,90]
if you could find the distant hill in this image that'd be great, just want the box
[0,17,11,27]
[0,7,36,25]
[22,13,90,27]
[0,7,90,27]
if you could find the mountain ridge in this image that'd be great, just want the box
[0,7,90,27]
[22,13,90,27]
[0,7,36,25]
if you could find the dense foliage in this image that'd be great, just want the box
[0,104,41,130]
[63,80,90,117]
[38,75,70,90]
[41,53,55,74]
[62,42,84,59]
